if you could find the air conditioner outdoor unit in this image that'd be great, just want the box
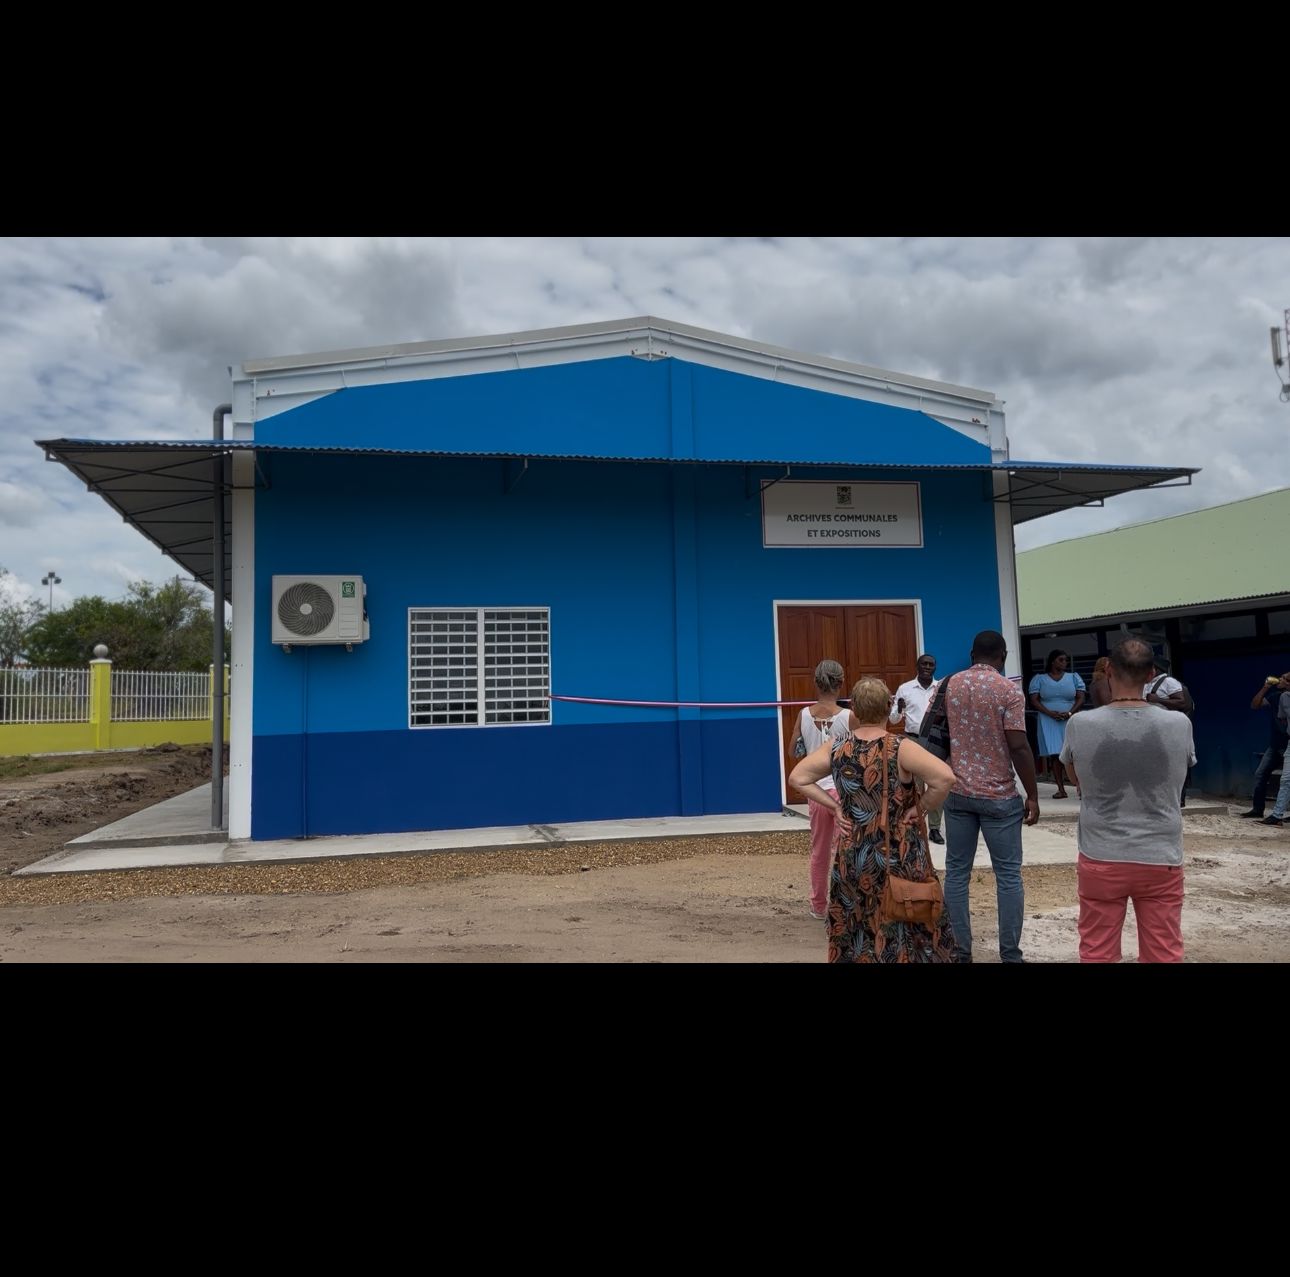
[271,575,369,648]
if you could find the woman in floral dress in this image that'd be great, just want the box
[791,676,958,963]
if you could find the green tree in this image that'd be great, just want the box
[0,568,46,667]
[24,576,230,670]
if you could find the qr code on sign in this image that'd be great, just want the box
[836,486,852,507]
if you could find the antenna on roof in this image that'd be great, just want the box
[1273,309,1290,402]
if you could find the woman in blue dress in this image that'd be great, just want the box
[1028,649,1086,799]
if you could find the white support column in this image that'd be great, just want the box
[229,450,256,839]
[989,405,1022,679]
[994,482,1022,679]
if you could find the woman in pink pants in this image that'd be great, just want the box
[792,659,850,920]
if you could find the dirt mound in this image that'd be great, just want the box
[0,745,224,874]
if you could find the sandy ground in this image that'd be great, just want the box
[2,754,1287,961]
[1,809,1288,962]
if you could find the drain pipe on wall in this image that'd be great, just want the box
[211,403,231,831]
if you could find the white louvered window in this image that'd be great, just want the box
[410,607,550,728]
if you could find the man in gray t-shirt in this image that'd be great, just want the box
[1059,636,1196,963]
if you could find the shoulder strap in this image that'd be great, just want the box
[920,673,951,730]
[1150,675,1167,695]
[880,734,893,864]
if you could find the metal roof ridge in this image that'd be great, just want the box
[236,315,1000,406]
[1021,589,1290,629]
[1017,483,1288,554]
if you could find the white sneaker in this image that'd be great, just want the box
[809,909,827,920]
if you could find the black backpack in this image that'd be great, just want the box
[916,675,955,761]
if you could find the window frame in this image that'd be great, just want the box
[408,605,552,729]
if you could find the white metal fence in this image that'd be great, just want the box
[0,667,91,723]
[111,669,210,722]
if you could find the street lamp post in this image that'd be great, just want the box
[1273,308,1290,403]
[41,571,61,611]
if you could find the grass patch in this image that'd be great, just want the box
[0,751,147,780]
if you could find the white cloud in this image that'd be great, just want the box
[2,235,1287,595]
[0,480,46,527]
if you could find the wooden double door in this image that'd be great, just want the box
[777,604,919,799]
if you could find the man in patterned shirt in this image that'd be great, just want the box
[943,629,1041,963]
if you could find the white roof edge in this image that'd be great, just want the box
[1020,591,1290,631]
[238,315,998,406]
[1017,484,1290,554]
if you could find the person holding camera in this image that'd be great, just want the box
[1238,673,1289,821]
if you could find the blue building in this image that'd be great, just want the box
[40,318,1195,839]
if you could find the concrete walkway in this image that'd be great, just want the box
[16,779,1236,878]
[793,781,1226,823]
[19,787,814,875]
[1030,779,1224,819]
[64,781,229,850]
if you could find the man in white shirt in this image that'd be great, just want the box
[892,655,939,733]
[1144,663,1186,709]
[1144,658,1192,806]
[891,654,945,843]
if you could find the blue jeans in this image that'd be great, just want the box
[943,792,1025,963]
[1251,745,1285,814]
[1271,763,1290,820]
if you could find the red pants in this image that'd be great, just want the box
[808,797,837,915]
[1077,853,1184,963]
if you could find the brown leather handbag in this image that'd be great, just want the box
[874,736,945,929]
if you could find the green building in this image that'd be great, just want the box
[1018,488,1290,797]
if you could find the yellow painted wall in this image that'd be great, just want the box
[0,721,96,756]
[0,718,213,757]
[108,719,214,749]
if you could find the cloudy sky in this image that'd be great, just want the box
[2,236,1286,609]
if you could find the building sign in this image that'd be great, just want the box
[761,480,923,548]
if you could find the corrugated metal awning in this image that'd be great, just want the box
[39,440,238,601]
[36,438,1198,602]
[998,460,1197,523]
